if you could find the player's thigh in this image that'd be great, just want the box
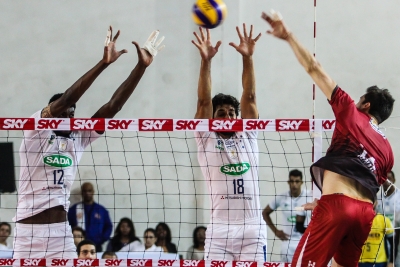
[45,222,77,258]
[13,224,48,258]
[236,224,267,262]
[205,224,233,261]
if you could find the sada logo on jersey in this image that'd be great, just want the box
[43,154,73,168]
[220,163,250,176]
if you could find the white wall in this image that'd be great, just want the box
[1,0,400,262]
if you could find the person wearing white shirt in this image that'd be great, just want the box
[0,223,12,251]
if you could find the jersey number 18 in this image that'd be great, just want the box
[233,179,244,194]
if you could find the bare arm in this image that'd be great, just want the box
[44,27,127,118]
[229,24,261,119]
[262,205,289,241]
[192,28,221,119]
[262,12,336,100]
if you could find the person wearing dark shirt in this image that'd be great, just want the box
[68,182,113,252]
[106,217,140,252]
[262,10,395,267]
[155,222,177,253]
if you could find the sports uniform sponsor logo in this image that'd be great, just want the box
[104,259,123,266]
[139,119,173,131]
[158,260,177,266]
[287,216,296,223]
[37,119,64,129]
[220,163,250,176]
[0,259,16,266]
[127,259,152,266]
[175,120,201,130]
[107,119,134,130]
[211,261,228,267]
[21,259,46,266]
[245,120,273,130]
[180,260,204,267]
[43,154,73,168]
[277,119,309,131]
[233,261,257,267]
[51,259,71,266]
[357,146,376,173]
[73,259,99,266]
[221,195,253,200]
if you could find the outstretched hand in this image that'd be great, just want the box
[102,26,128,64]
[229,23,261,57]
[132,42,153,67]
[192,27,222,61]
[261,11,291,40]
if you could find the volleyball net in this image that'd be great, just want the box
[0,118,393,265]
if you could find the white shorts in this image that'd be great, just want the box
[280,238,300,263]
[205,219,267,261]
[13,222,77,259]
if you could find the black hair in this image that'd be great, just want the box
[156,222,172,243]
[289,169,303,180]
[144,228,156,237]
[212,93,240,117]
[76,239,96,254]
[0,222,11,231]
[49,93,76,109]
[101,251,117,259]
[389,170,395,180]
[363,86,395,124]
[192,226,206,249]
[110,218,139,251]
[72,226,86,238]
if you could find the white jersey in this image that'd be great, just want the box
[195,131,261,223]
[376,188,400,227]
[268,189,312,239]
[14,110,100,221]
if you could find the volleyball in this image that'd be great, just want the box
[192,0,227,29]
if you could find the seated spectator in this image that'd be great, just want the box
[107,218,140,252]
[186,226,206,260]
[0,222,12,251]
[359,213,394,267]
[155,222,177,253]
[72,226,86,248]
[144,228,163,252]
[77,240,97,259]
[68,182,113,252]
[102,251,118,259]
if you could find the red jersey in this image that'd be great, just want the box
[311,86,394,201]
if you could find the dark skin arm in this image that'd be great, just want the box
[262,205,289,241]
[45,26,127,118]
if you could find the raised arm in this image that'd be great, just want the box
[229,24,261,119]
[42,26,127,118]
[192,28,221,119]
[92,31,164,120]
[262,12,336,100]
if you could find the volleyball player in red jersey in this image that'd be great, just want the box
[262,11,395,267]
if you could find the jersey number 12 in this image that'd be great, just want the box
[53,170,64,184]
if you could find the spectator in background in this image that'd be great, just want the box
[77,240,97,259]
[262,169,312,263]
[375,171,400,266]
[359,213,394,267]
[68,182,113,252]
[155,222,177,253]
[107,218,140,252]
[102,251,118,259]
[186,226,206,260]
[0,222,12,251]
[72,226,86,248]
[144,228,162,252]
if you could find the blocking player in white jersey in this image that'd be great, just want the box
[192,25,266,261]
[13,27,164,259]
[375,171,400,266]
[262,169,312,263]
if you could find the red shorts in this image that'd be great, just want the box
[292,194,375,267]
